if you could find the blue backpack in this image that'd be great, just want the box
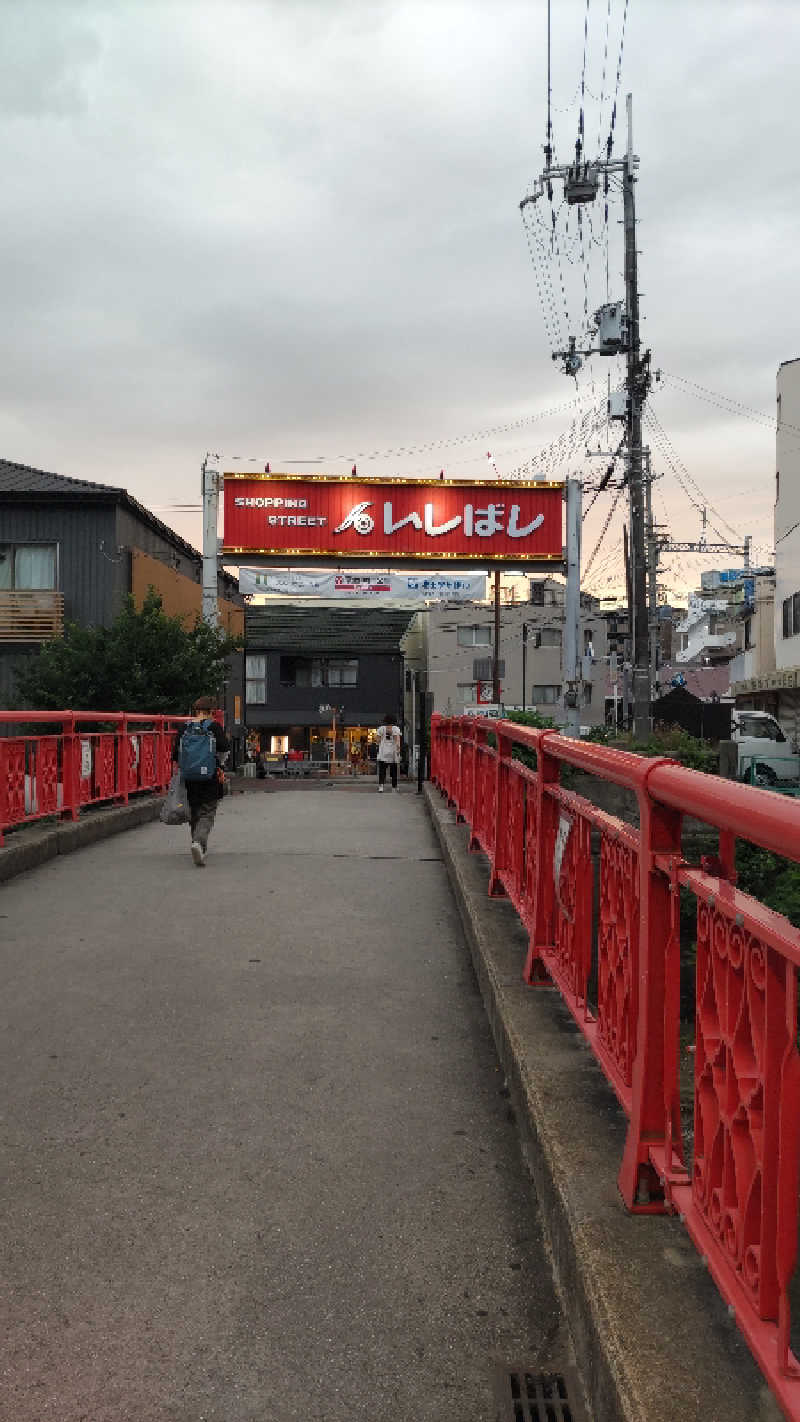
[178,719,217,782]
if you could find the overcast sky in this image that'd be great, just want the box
[1,0,797,600]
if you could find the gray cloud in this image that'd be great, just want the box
[0,0,795,593]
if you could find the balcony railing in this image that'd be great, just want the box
[0,590,65,642]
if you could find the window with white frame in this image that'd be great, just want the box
[457,624,492,646]
[246,654,267,703]
[531,684,560,704]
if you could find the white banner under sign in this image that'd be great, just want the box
[238,568,487,601]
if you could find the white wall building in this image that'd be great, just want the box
[775,357,800,671]
[407,578,608,727]
[729,357,800,748]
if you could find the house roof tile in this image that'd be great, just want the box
[246,605,414,653]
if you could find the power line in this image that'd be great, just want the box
[584,485,624,577]
[660,370,800,451]
[605,0,629,159]
[645,405,744,542]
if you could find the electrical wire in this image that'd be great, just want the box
[576,0,592,164]
[645,405,744,542]
[605,0,629,159]
[584,486,624,577]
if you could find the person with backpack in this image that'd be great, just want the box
[173,697,230,866]
[375,713,401,793]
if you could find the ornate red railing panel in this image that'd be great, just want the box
[551,807,593,1008]
[472,743,496,857]
[597,832,639,1092]
[0,739,26,827]
[430,712,800,1419]
[0,712,188,843]
[493,757,531,919]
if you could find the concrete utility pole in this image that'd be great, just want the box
[644,449,660,699]
[623,96,650,739]
[564,478,582,738]
[202,455,220,629]
[520,91,653,738]
[492,568,501,704]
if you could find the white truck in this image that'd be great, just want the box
[730,709,800,786]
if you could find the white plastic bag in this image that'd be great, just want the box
[160,770,188,825]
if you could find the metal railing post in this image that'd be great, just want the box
[61,714,79,823]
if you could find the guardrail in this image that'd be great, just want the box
[0,711,189,844]
[431,712,800,1420]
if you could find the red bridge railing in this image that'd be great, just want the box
[431,712,800,1419]
[0,711,188,844]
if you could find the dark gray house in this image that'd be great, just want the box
[244,605,413,761]
[0,459,244,722]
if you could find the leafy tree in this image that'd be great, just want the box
[14,589,241,714]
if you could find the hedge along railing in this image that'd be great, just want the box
[431,712,800,1420]
[0,711,190,845]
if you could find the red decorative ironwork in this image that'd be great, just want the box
[597,834,639,1090]
[430,712,800,1417]
[693,901,797,1321]
[36,739,60,816]
[0,712,188,844]
[551,810,593,1007]
[0,740,26,826]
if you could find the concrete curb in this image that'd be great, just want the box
[0,798,163,885]
[424,783,781,1422]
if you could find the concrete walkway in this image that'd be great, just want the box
[0,788,565,1422]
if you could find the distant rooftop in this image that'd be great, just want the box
[0,456,238,592]
[246,605,415,654]
[0,459,123,496]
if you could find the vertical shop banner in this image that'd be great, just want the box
[223,473,564,564]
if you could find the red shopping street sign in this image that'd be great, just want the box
[222,473,564,565]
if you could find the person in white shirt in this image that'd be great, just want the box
[376,714,401,792]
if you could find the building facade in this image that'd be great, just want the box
[0,459,244,725]
[411,578,608,727]
[729,356,800,744]
[244,605,412,761]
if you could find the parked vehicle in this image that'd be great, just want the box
[731,710,800,785]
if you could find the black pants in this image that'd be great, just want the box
[378,761,398,788]
[187,783,220,849]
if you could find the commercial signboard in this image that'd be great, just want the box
[237,568,487,600]
[223,473,564,565]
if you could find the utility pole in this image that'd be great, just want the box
[492,568,501,705]
[564,478,582,737]
[522,622,528,712]
[520,91,653,738]
[623,96,650,738]
[644,449,660,699]
[201,454,220,629]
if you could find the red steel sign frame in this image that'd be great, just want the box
[222,473,564,565]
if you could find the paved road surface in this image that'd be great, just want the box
[0,787,564,1421]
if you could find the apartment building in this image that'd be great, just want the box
[410,577,608,727]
